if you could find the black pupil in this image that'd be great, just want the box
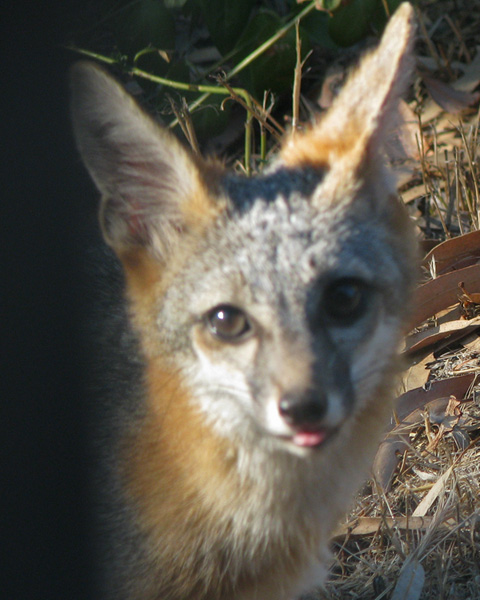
[208,306,249,340]
[324,280,366,322]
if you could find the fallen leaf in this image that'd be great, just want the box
[458,281,480,305]
[409,265,480,329]
[404,316,480,354]
[401,350,434,391]
[395,374,474,422]
[422,230,480,276]
[373,397,457,490]
[427,396,461,426]
[373,436,411,491]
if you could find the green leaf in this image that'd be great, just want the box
[114,0,176,56]
[199,0,256,55]
[234,10,305,99]
[301,10,338,48]
[327,0,377,47]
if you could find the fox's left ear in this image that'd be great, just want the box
[281,2,416,174]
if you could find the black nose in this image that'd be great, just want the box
[278,391,327,429]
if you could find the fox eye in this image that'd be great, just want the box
[323,278,369,325]
[206,305,251,342]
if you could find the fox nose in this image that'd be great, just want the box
[278,391,327,429]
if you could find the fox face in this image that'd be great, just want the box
[71,4,417,599]
[156,176,410,455]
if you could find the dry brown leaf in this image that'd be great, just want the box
[462,330,480,353]
[433,128,464,155]
[427,396,462,426]
[404,316,480,353]
[458,281,480,304]
[420,239,440,255]
[373,436,410,491]
[409,264,480,329]
[401,350,434,391]
[373,397,456,490]
[395,374,474,422]
[422,230,480,276]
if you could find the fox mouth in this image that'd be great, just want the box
[285,427,331,448]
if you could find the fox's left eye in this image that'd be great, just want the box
[323,278,370,325]
[205,305,252,342]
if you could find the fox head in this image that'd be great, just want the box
[71,4,417,457]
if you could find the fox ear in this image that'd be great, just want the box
[70,62,219,259]
[281,2,416,175]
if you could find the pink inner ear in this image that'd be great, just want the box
[123,197,186,244]
[126,199,147,241]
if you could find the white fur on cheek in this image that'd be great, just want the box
[186,335,260,440]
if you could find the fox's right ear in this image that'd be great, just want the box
[70,62,219,260]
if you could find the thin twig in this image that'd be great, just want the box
[292,20,302,133]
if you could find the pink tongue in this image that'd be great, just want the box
[292,430,326,447]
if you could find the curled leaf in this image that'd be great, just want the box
[409,265,480,330]
[423,230,480,276]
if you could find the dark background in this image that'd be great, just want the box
[2,2,97,597]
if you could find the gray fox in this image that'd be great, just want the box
[71,3,417,599]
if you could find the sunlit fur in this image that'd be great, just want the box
[71,4,417,599]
